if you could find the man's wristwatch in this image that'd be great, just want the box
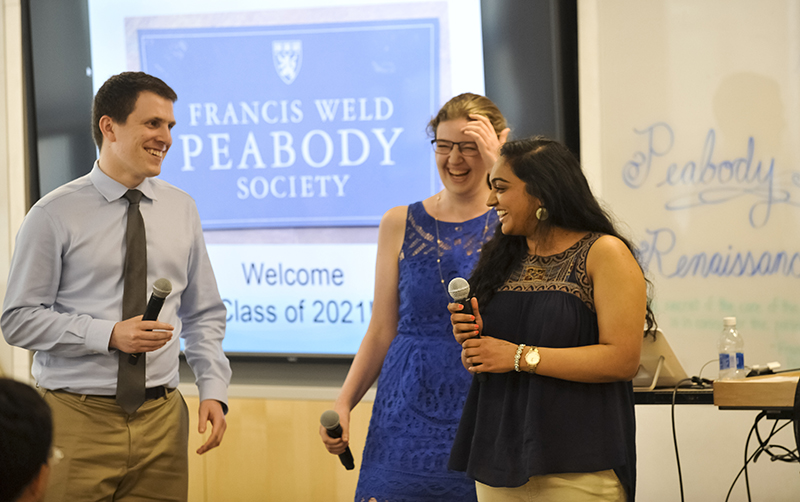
[524,346,540,374]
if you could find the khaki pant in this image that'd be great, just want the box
[41,388,189,502]
[475,470,625,502]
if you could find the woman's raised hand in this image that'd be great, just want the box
[462,113,510,168]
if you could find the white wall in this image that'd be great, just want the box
[0,0,32,380]
[580,1,800,500]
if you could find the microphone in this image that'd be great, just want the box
[447,277,472,315]
[320,410,355,470]
[448,277,486,382]
[143,278,172,321]
[130,278,172,363]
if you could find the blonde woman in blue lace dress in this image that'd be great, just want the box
[320,93,509,502]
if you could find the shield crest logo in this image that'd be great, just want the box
[272,40,302,85]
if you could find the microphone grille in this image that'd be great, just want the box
[447,277,470,301]
[320,410,340,429]
[152,278,173,299]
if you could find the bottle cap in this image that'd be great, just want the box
[723,316,736,326]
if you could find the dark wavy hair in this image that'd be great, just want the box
[92,71,177,149]
[469,136,656,333]
[0,378,53,502]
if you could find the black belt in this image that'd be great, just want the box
[89,386,172,401]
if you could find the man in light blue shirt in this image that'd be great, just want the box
[1,72,231,501]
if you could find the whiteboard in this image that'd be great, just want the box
[581,0,800,378]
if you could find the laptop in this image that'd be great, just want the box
[632,328,690,390]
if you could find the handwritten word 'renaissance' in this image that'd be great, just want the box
[621,123,797,228]
[639,227,800,279]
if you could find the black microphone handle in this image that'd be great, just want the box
[457,297,473,315]
[129,292,167,363]
[457,297,487,383]
[142,294,166,322]
[324,423,355,470]
[475,367,488,383]
[338,446,355,471]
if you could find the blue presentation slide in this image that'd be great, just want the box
[139,20,440,229]
[88,0,484,356]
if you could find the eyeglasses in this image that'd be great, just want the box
[431,139,480,157]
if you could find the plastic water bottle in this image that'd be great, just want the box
[718,317,745,379]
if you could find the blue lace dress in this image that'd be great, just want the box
[354,201,497,502]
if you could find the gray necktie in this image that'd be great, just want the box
[117,189,147,414]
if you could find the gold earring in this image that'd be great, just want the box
[536,207,549,221]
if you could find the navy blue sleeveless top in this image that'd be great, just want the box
[448,233,637,501]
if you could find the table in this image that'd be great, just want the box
[634,387,714,405]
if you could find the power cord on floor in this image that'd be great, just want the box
[724,412,798,501]
[671,377,694,502]
[671,359,717,502]
[673,359,799,501]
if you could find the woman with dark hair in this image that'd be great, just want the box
[320,93,510,501]
[448,136,655,501]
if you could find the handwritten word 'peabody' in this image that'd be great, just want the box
[622,122,799,228]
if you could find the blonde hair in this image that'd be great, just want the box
[427,93,507,138]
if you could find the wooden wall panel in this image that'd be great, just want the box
[184,396,373,501]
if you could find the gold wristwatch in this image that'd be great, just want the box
[524,346,540,374]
